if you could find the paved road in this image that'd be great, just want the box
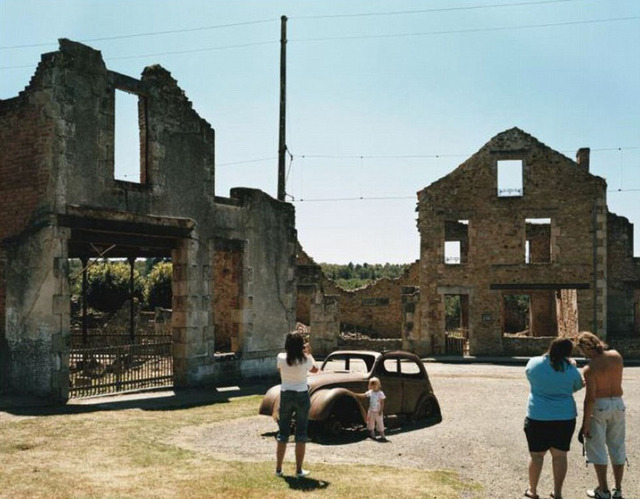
[172,362,639,499]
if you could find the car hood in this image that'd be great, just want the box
[308,371,368,393]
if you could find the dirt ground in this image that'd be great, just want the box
[170,363,639,499]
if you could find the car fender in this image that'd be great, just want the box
[309,387,367,423]
[259,385,281,420]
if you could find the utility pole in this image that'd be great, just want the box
[277,15,287,201]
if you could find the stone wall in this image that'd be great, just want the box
[295,252,419,340]
[606,213,640,338]
[417,128,608,356]
[0,40,297,399]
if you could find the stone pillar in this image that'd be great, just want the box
[310,291,339,357]
[171,236,209,387]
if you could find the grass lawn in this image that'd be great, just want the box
[0,392,478,498]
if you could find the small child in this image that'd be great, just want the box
[355,377,387,441]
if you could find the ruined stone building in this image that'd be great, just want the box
[414,127,640,356]
[296,245,420,356]
[0,40,298,400]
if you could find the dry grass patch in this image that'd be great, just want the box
[0,393,480,498]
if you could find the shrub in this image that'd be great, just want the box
[85,261,144,313]
[144,261,173,310]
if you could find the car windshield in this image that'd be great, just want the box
[321,354,374,374]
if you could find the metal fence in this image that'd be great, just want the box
[445,329,469,355]
[69,337,173,398]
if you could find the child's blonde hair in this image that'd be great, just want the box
[368,377,381,391]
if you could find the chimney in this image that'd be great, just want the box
[576,148,590,171]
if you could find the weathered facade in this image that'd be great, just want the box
[0,40,297,399]
[414,127,640,356]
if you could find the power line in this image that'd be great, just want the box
[0,0,588,51]
[213,146,640,167]
[0,40,279,70]
[292,16,640,43]
[291,0,589,20]
[291,188,640,204]
[106,41,277,61]
[217,156,277,167]
[0,19,279,51]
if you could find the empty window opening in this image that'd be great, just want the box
[115,89,146,183]
[497,159,523,197]
[525,218,551,263]
[444,220,469,265]
[444,241,461,264]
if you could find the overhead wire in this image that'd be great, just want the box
[290,0,590,20]
[0,18,279,50]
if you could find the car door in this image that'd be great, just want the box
[375,356,403,415]
[399,357,428,415]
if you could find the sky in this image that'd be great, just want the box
[2,0,639,264]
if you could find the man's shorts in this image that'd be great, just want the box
[585,397,626,465]
[524,417,576,452]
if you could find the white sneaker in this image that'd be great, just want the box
[587,488,611,499]
[296,469,310,478]
[612,489,623,499]
[274,470,283,477]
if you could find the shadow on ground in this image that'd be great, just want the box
[0,380,275,418]
[282,476,330,491]
[261,416,442,446]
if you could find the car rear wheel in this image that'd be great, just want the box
[323,414,343,436]
[412,396,437,421]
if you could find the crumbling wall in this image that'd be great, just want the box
[295,255,419,341]
[607,213,640,338]
[321,262,419,339]
[0,39,297,398]
[417,128,608,356]
[0,49,65,396]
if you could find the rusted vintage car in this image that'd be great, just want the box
[259,350,442,436]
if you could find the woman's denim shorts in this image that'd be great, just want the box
[277,389,311,443]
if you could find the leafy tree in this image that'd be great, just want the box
[85,261,144,313]
[318,262,410,290]
[144,261,173,310]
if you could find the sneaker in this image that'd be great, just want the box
[612,489,623,499]
[274,470,283,477]
[587,488,611,499]
[296,469,310,478]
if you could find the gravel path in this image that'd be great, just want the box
[170,363,640,499]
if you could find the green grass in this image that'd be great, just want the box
[0,394,480,498]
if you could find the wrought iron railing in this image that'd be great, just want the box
[69,337,173,398]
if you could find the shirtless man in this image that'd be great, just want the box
[577,331,626,499]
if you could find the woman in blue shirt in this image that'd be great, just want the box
[524,337,584,499]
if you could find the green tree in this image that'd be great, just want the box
[85,261,144,313]
[144,261,173,310]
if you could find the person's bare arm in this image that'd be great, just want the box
[582,365,597,437]
[378,398,385,415]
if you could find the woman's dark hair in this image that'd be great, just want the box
[285,331,306,366]
[547,337,574,372]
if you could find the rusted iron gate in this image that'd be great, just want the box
[445,329,469,356]
[69,336,173,398]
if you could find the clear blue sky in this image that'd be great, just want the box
[2,0,639,263]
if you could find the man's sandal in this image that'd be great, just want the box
[524,490,540,499]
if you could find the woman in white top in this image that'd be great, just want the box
[275,331,318,478]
